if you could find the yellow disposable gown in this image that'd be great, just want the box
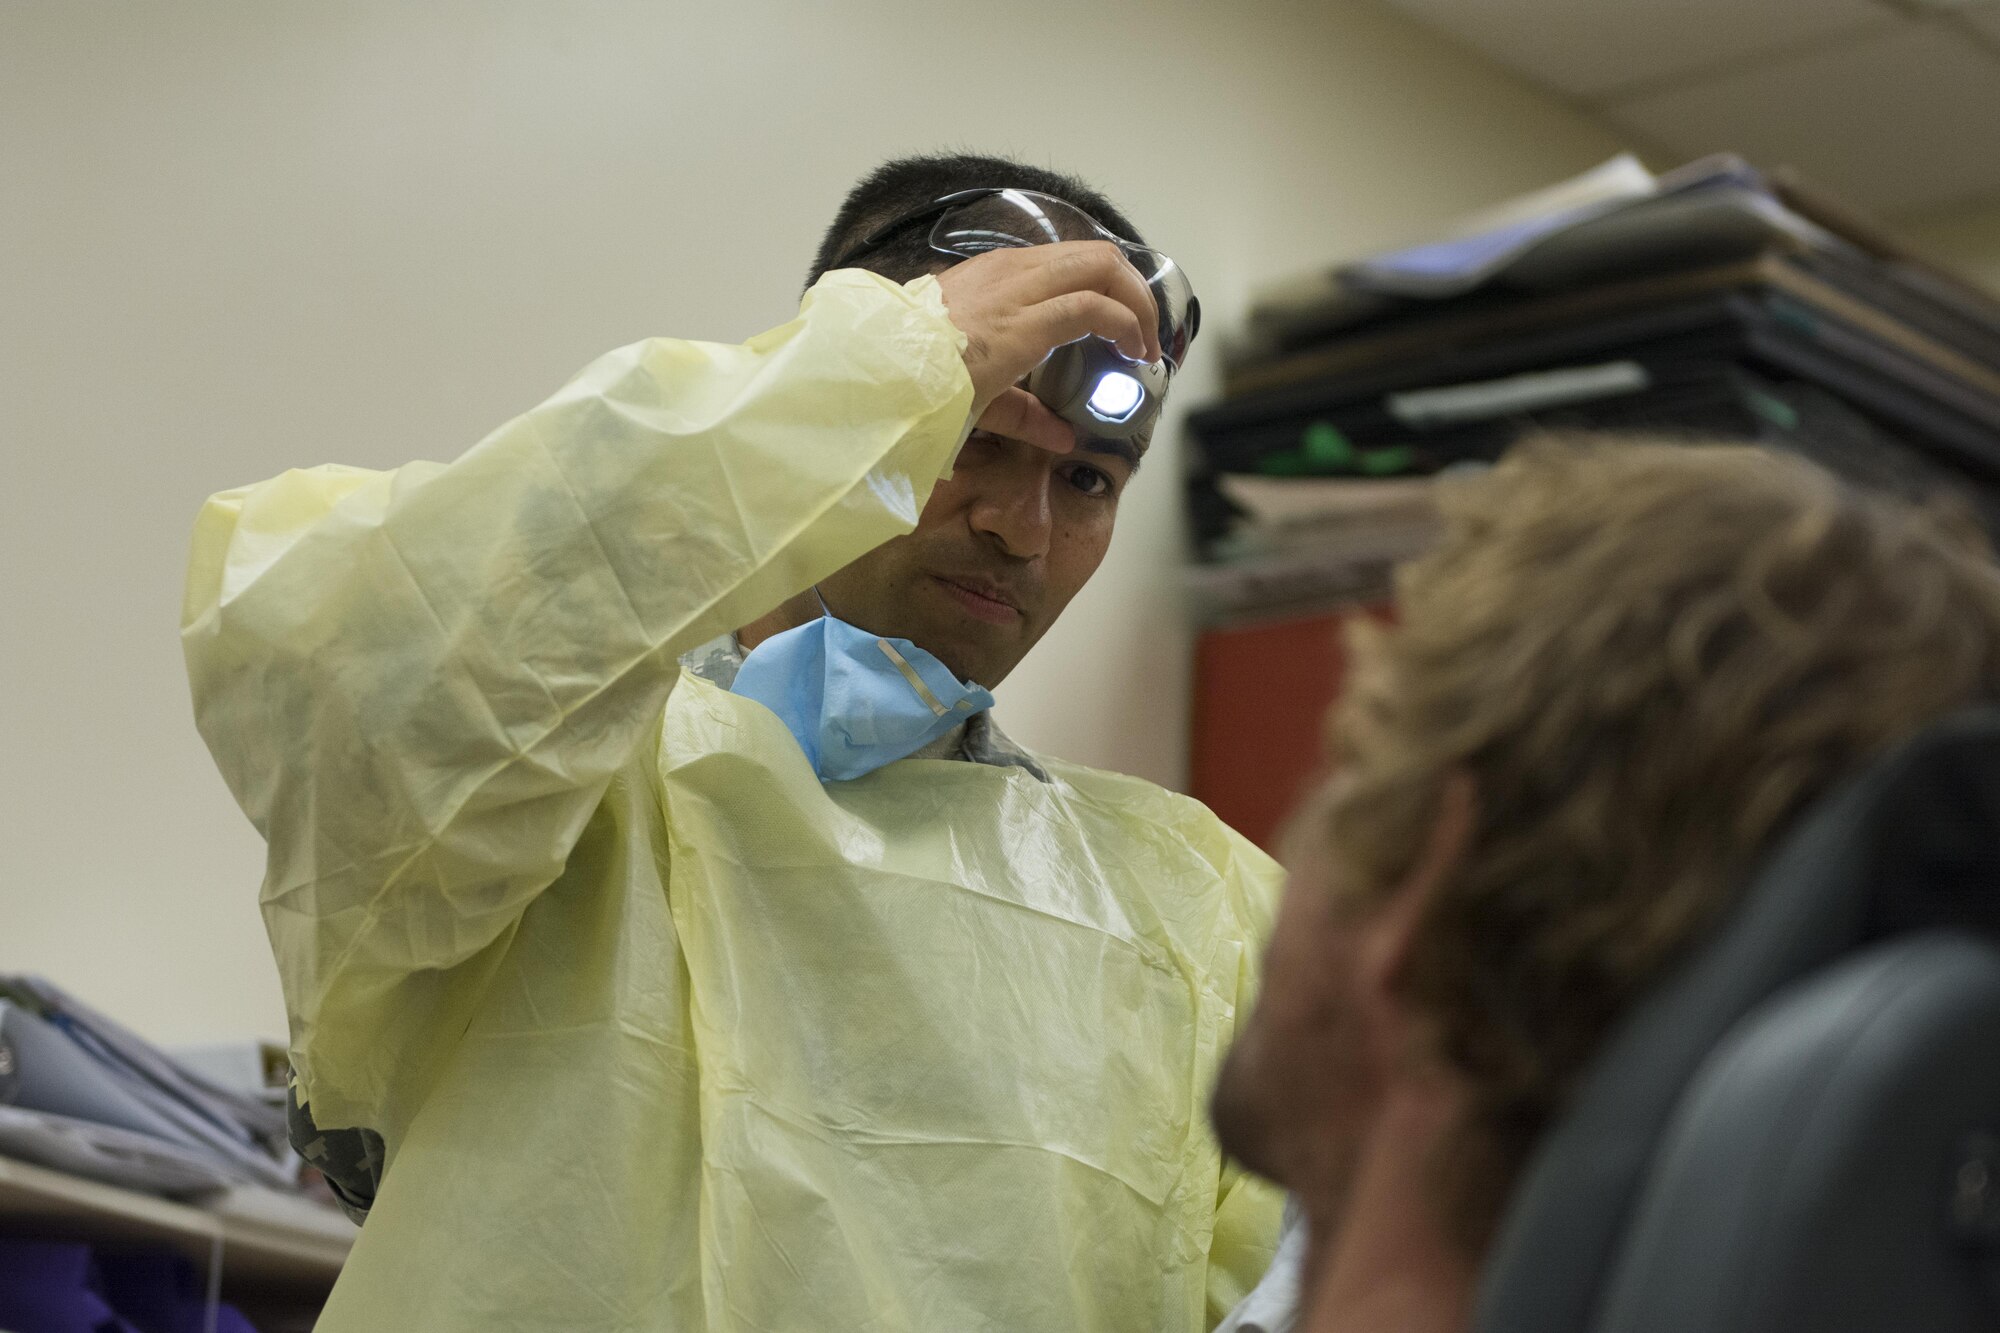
[182,269,1283,1332]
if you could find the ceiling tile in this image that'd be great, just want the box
[1379,0,1890,99]
[1602,26,2000,216]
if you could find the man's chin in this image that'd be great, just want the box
[825,605,1004,690]
[903,621,1028,691]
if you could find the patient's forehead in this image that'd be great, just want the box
[1270,842,1360,965]
[1277,784,1352,890]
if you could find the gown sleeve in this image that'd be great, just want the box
[181,270,973,1134]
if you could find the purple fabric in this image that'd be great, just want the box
[97,1252,261,1333]
[0,1241,258,1333]
[0,1239,139,1333]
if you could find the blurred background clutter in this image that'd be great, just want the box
[4,1,2000,1324]
[0,976,349,1329]
[1187,150,2000,848]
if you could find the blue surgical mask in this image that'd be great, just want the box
[729,606,996,782]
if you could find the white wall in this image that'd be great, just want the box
[0,0,1629,1043]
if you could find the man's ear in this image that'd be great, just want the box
[1358,769,1478,1001]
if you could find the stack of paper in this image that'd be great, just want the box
[1188,474,1443,622]
[1240,154,1841,358]
[0,976,294,1199]
[1183,155,2000,623]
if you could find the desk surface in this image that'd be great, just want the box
[0,1152,352,1290]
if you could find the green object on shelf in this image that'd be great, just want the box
[1357,444,1417,476]
[1247,420,1418,478]
[1256,451,1311,476]
[1303,420,1354,467]
[1255,420,1355,475]
[1747,389,1801,431]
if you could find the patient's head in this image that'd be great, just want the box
[1213,436,2000,1262]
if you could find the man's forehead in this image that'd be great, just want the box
[1080,433,1148,468]
[973,424,1148,466]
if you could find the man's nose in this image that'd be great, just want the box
[967,458,1054,560]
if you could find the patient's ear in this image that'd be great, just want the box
[1360,769,1477,1001]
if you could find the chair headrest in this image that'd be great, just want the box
[1595,931,2000,1333]
[1474,707,2000,1333]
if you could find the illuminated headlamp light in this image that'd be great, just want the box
[1087,371,1145,423]
[1026,343,1175,441]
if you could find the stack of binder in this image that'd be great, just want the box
[1187,155,2000,624]
[0,975,295,1199]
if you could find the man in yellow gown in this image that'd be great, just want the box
[182,154,1282,1331]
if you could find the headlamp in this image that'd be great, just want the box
[838,188,1200,442]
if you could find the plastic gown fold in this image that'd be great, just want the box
[181,269,1283,1332]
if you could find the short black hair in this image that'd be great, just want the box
[805,152,1146,292]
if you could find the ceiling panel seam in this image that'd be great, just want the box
[1579,16,1906,108]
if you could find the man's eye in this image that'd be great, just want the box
[1066,466,1114,498]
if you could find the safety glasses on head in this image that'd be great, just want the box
[839,187,1200,373]
[833,188,1199,440]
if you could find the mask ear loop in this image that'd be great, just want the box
[812,585,834,620]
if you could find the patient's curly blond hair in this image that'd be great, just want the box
[1319,435,2000,1244]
